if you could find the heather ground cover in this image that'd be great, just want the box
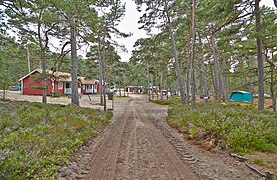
[0,100,112,179]
[155,98,277,154]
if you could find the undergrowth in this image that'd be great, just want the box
[0,100,112,179]
[155,99,277,154]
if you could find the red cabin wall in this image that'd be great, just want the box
[22,71,52,96]
[21,71,95,96]
[54,82,64,94]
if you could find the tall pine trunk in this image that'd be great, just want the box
[210,34,221,102]
[269,51,276,111]
[103,48,107,111]
[190,0,196,109]
[41,52,47,103]
[199,34,209,105]
[255,0,264,110]
[209,59,216,98]
[219,72,226,102]
[38,10,47,104]
[98,43,103,105]
[160,72,163,100]
[70,21,79,106]
[186,33,191,105]
[221,52,228,101]
[165,3,186,105]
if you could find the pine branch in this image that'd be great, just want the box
[214,12,253,33]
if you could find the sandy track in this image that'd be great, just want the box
[84,96,197,179]
[58,94,261,180]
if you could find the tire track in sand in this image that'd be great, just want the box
[85,96,198,179]
[85,100,133,179]
[133,98,197,179]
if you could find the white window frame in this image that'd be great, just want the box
[58,82,63,90]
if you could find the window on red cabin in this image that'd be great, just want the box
[58,82,63,90]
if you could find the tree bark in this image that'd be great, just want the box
[103,48,107,111]
[70,21,79,106]
[227,77,231,99]
[255,0,264,110]
[221,52,228,101]
[38,10,47,104]
[272,50,277,112]
[160,72,163,100]
[210,34,221,102]
[26,43,31,73]
[190,0,196,109]
[270,59,276,112]
[199,34,209,105]
[186,33,191,105]
[98,43,104,105]
[219,72,225,102]
[209,59,216,98]
[268,50,276,111]
[165,3,186,105]
[41,52,47,103]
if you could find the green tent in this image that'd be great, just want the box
[229,91,253,103]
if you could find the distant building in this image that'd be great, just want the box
[19,69,99,96]
[125,86,144,94]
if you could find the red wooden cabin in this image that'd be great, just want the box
[19,69,98,96]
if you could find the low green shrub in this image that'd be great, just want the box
[155,99,277,154]
[0,100,112,179]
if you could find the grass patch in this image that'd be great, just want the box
[0,100,112,179]
[253,158,267,166]
[154,97,181,106]
[154,99,277,154]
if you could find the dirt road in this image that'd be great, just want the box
[84,95,197,179]
[58,94,261,180]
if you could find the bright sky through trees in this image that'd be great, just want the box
[116,0,276,62]
[115,0,148,61]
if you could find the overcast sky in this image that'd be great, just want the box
[115,0,276,62]
[115,0,148,62]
